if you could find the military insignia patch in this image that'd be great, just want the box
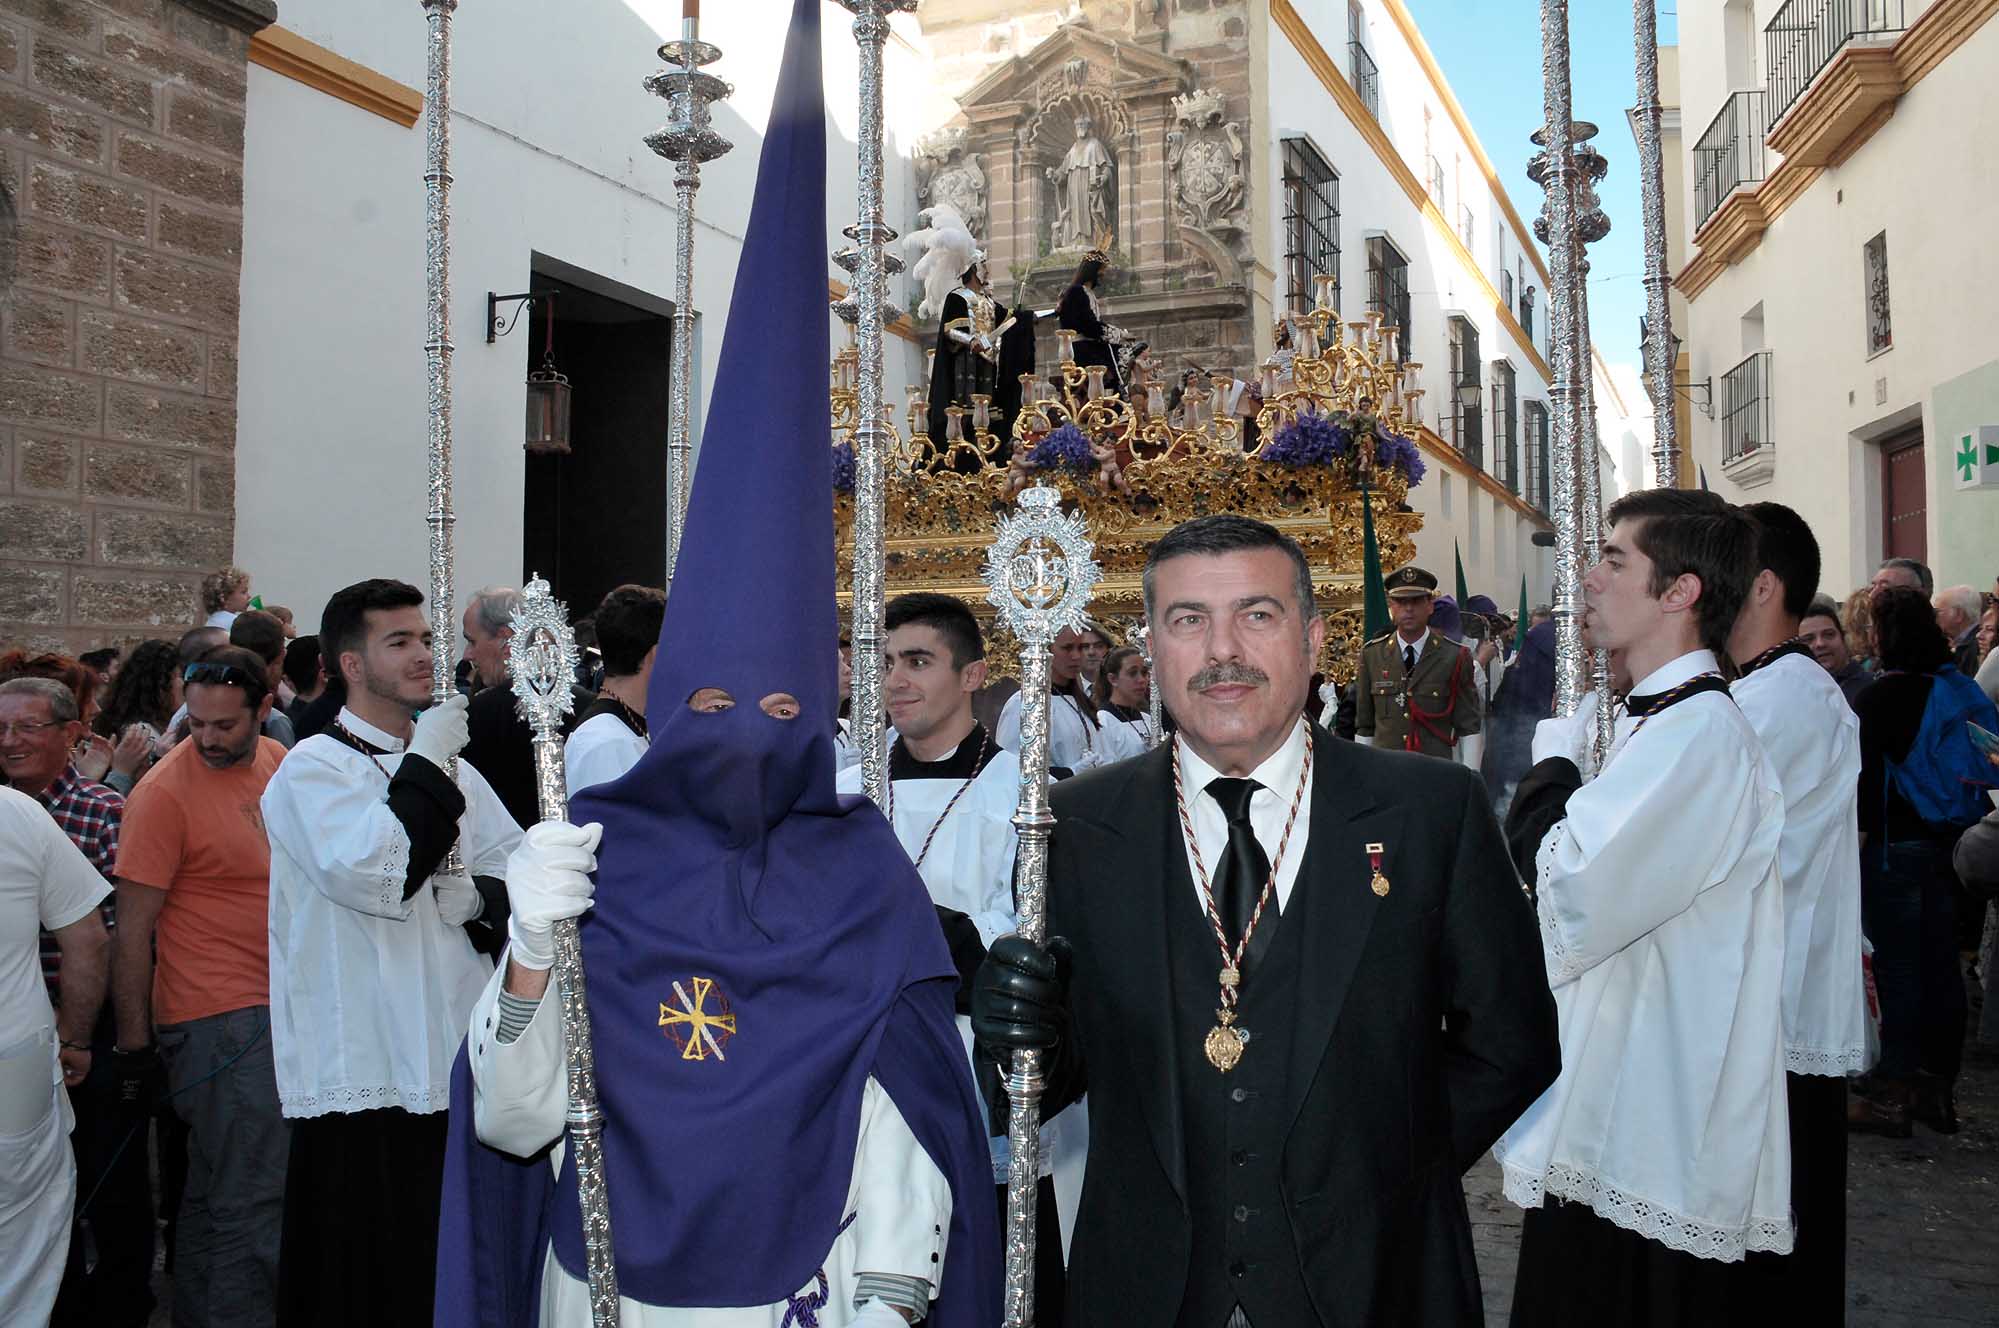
[658,976,738,1061]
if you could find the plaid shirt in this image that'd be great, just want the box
[36,763,123,1005]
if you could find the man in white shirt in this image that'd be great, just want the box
[563,584,666,798]
[1728,502,1869,1317]
[996,623,1142,774]
[0,786,109,1326]
[1498,489,1792,1325]
[260,576,519,1325]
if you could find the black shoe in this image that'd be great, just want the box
[1912,1075,1959,1134]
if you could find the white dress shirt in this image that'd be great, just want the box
[1174,718,1314,916]
[995,688,1143,772]
[1394,630,1428,668]
[261,707,518,1119]
[563,711,647,801]
[467,966,952,1325]
[1733,649,1871,1077]
[1495,650,1793,1261]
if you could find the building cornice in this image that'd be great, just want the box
[1677,0,1996,301]
[1271,0,1553,385]
[248,26,423,128]
[1413,426,1554,529]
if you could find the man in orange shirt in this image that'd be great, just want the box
[111,645,289,1328]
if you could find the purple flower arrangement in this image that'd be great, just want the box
[1025,423,1098,475]
[1263,409,1424,487]
[830,439,856,493]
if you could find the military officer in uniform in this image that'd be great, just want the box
[1355,565,1484,765]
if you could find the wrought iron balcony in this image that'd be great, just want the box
[1721,350,1773,463]
[1693,90,1767,231]
[1350,40,1379,121]
[1765,0,1906,126]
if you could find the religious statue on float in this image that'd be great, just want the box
[1048,114,1114,251]
[1056,229,1142,398]
[906,203,1037,464]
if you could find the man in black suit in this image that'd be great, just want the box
[974,514,1559,1327]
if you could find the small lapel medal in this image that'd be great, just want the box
[1366,842,1390,897]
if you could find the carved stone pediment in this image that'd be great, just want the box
[955,19,1190,117]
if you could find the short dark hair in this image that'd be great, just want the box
[177,625,227,667]
[320,578,424,677]
[1877,556,1933,596]
[1143,514,1317,630]
[592,584,667,677]
[885,592,985,670]
[1602,488,1757,658]
[189,644,271,710]
[1800,595,1843,633]
[1872,586,1950,673]
[80,647,120,671]
[283,635,323,694]
[229,609,286,666]
[1741,501,1821,620]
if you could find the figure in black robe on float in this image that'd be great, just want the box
[907,205,1036,470]
[1056,235,1138,399]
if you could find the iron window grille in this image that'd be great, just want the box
[1448,316,1484,467]
[1864,231,1891,355]
[1282,139,1341,317]
[1367,236,1411,364]
[1520,285,1536,340]
[1350,40,1380,121]
[1523,400,1551,512]
[1426,155,1446,204]
[1721,350,1774,462]
[1492,361,1519,493]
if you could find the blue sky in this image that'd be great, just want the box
[1402,1,1676,382]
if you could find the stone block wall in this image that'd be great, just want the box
[0,0,271,655]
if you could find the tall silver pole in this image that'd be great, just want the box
[507,579,619,1328]
[1134,622,1164,749]
[1532,6,1587,720]
[420,0,464,868]
[1569,130,1613,759]
[646,23,732,583]
[840,0,918,810]
[984,487,1101,1328]
[1633,0,1679,488]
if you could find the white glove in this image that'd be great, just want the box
[408,693,471,770]
[849,1299,913,1328]
[503,820,602,971]
[1353,734,1374,748]
[432,870,483,926]
[1531,714,1586,767]
[1070,746,1107,772]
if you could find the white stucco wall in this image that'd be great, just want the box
[1675,3,1999,592]
[1263,0,1560,606]
[235,0,929,631]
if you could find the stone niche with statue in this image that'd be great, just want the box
[910,11,1259,384]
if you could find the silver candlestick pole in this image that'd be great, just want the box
[838,0,919,811]
[506,579,619,1328]
[1569,128,1614,761]
[1633,0,1678,489]
[1531,3,1587,721]
[984,486,1102,1328]
[1133,622,1165,749]
[420,0,464,869]
[645,19,732,583]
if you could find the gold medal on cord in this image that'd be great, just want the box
[1206,965,1246,1072]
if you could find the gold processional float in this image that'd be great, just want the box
[831,272,1427,684]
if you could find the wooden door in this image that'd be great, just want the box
[1881,428,1927,564]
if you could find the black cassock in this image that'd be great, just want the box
[926,288,1037,470]
[1056,281,1124,398]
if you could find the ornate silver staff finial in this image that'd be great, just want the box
[506,577,619,1328]
[1132,621,1165,750]
[982,484,1100,1328]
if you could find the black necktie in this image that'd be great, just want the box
[1207,777,1274,973]
[1403,642,1417,673]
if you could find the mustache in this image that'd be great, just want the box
[1189,661,1269,691]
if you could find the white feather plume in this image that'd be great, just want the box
[903,204,978,321]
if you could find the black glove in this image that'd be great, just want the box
[971,934,1071,1052]
[110,1046,165,1121]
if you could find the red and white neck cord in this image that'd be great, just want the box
[1170,725,1313,1014]
[885,729,992,871]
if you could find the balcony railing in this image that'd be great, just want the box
[1692,90,1767,231]
[1721,351,1773,462]
[1426,155,1446,203]
[1350,41,1379,121]
[1765,0,1906,126]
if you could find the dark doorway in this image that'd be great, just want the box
[1881,426,1926,565]
[521,262,673,619]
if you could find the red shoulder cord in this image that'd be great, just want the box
[1405,646,1467,753]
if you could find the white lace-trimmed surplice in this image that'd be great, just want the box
[995,689,1142,772]
[262,707,518,1119]
[1733,650,1872,1077]
[1494,650,1795,1262]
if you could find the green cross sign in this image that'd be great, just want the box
[1962,435,1980,481]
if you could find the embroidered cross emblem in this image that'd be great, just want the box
[659,977,738,1062]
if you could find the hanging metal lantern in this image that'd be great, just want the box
[526,350,572,455]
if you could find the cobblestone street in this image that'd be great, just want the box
[1467,1041,1999,1326]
